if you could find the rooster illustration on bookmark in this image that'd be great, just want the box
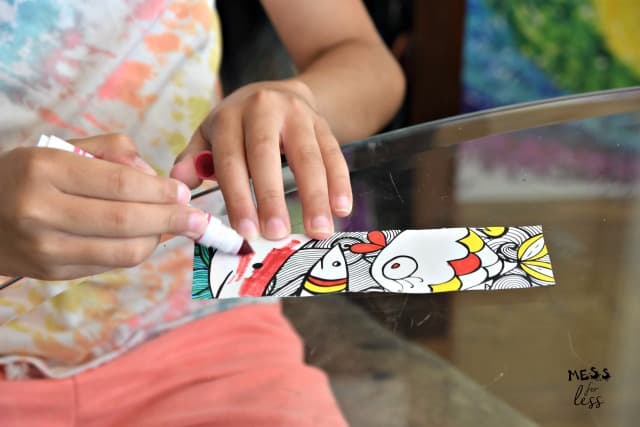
[192,226,555,299]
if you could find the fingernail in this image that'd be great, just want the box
[176,183,192,204]
[133,156,157,175]
[334,196,352,215]
[185,212,207,238]
[237,219,259,240]
[265,217,288,239]
[310,215,332,234]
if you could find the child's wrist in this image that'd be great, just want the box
[281,78,318,111]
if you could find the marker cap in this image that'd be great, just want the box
[194,150,215,180]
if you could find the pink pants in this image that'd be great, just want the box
[0,304,347,427]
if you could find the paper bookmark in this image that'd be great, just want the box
[192,226,555,299]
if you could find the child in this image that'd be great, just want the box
[0,1,404,425]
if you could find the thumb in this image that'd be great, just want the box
[170,127,211,189]
[70,134,157,176]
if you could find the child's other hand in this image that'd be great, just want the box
[0,134,207,280]
[170,79,352,241]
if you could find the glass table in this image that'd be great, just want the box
[2,87,640,426]
[282,87,640,427]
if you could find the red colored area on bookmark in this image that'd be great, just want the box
[194,150,215,180]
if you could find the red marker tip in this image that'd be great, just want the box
[237,240,254,255]
[194,150,215,180]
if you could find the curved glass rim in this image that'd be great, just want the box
[342,86,640,171]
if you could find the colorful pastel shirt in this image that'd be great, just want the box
[0,0,259,379]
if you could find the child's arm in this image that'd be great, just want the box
[171,0,405,242]
[263,0,406,141]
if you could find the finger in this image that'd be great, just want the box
[48,151,191,204]
[210,112,260,240]
[170,127,209,188]
[281,118,333,239]
[70,134,157,175]
[244,109,290,240]
[48,233,160,268]
[52,194,208,239]
[315,119,352,217]
[32,265,113,281]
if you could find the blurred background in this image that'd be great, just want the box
[220,0,640,131]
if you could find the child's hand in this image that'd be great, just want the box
[171,79,352,241]
[0,134,207,280]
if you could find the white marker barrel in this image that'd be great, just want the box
[195,214,243,254]
[37,135,94,158]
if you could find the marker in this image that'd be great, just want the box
[196,213,253,254]
[38,135,94,158]
[37,135,254,256]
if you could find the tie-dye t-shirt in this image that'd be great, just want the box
[0,0,257,379]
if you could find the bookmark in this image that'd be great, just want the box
[192,225,555,299]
